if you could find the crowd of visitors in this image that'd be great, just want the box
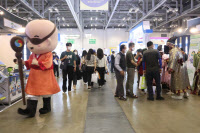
[52,38,197,101]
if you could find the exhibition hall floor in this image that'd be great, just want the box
[0,74,200,133]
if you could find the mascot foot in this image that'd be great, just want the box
[39,97,51,114]
[18,99,38,118]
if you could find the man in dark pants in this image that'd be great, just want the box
[114,45,127,101]
[60,43,76,92]
[53,52,59,77]
[111,51,115,73]
[142,41,164,101]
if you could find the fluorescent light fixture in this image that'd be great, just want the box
[18,27,25,33]
[91,17,93,20]
[122,24,125,26]
[123,17,125,20]
[62,17,65,21]
[96,17,98,20]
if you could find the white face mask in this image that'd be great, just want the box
[68,47,72,50]
[75,52,78,55]
[132,47,135,51]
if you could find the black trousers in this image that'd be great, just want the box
[53,65,59,77]
[97,67,105,86]
[62,66,74,92]
[82,70,87,83]
[111,63,114,73]
[146,70,161,98]
[115,70,124,97]
[86,66,94,86]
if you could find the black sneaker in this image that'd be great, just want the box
[156,97,165,100]
[147,97,154,101]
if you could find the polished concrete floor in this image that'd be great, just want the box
[0,73,200,133]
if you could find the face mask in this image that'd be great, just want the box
[75,52,78,55]
[68,47,72,50]
[132,47,135,51]
[26,25,56,45]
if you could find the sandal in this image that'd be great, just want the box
[119,97,127,101]
[114,94,119,97]
[128,94,138,98]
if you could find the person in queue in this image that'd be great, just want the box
[126,43,138,98]
[114,45,127,101]
[142,41,164,101]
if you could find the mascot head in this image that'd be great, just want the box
[25,19,58,55]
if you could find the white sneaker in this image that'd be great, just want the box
[183,92,189,98]
[167,91,174,95]
[171,95,183,100]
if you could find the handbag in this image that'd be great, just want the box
[91,72,98,83]
[60,59,68,70]
[139,76,147,89]
[82,64,86,71]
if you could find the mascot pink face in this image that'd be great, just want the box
[25,19,58,55]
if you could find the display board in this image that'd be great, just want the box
[187,34,200,85]
[80,0,109,10]
[89,39,96,44]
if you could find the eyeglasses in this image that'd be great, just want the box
[26,25,56,45]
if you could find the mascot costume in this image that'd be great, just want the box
[17,19,60,117]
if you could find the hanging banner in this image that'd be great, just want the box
[4,18,22,30]
[80,0,109,10]
[187,34,200,85]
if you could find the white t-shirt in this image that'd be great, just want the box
[97,56,107,69]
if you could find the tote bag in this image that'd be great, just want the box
[139,76,147,89]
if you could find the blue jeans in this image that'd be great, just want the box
[146,70,161,98]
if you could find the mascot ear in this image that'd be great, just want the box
[47,38,52,46]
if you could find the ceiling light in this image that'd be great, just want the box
[96,17,98,20]
[122,24,125,26]
[91,17,93,20]
[62,17,65,21]
[18,27,25,33]
[129,8,133,13]
[177,28,183,33]
[118,24,120,27]
[123,17,125,21]
[0,11,4,15]
[91,24,93,27]
[190,27,198,33]
[67,24,69,26]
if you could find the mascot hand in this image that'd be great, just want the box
[32,58,39,66]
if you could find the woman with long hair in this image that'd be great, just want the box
[96,48,108,88]
[73,50,81,89]
[85,49,96,89]
[81,50,88,84]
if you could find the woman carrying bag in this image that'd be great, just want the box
[96,48,108,88]
[85,49,96,89]
[80,50,88,84]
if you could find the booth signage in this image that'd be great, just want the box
[67,39,75,44]
[89,39,96,44]
[80,0,108,10]
[4,18,22,30]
